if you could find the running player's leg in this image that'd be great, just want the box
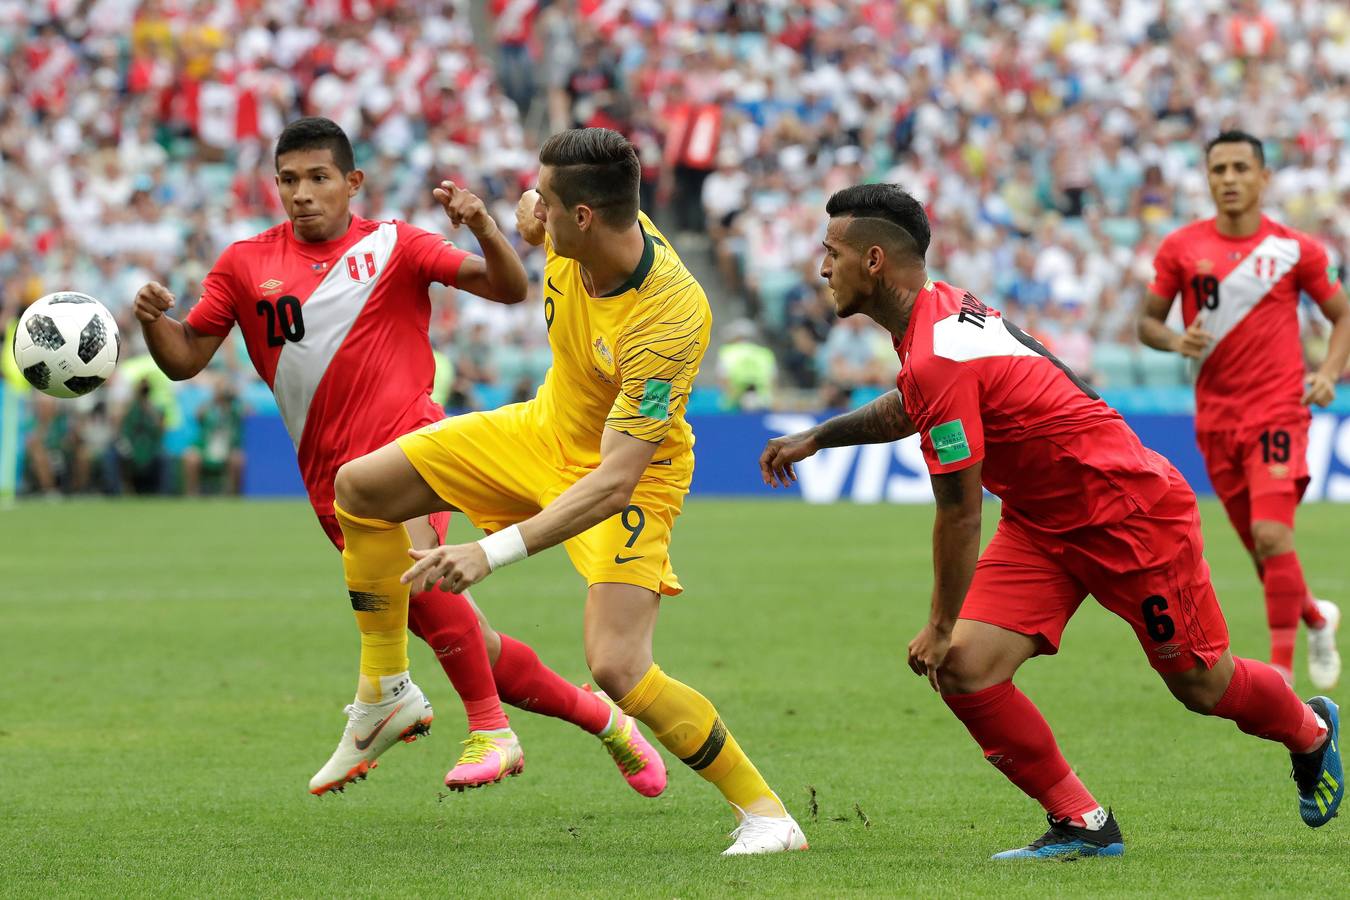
[585,581,805,851]
[334,440,450,703]
[427,586,613,741]
[1088,472,1340,826]
[404,514,510,734]
[942,520,1122,859]
[1243,422,1336,685]
[356,405,651,790]
[308,446,447,794]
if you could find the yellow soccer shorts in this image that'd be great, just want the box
[396,402,686,596]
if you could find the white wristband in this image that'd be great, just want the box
[478,525,528,572]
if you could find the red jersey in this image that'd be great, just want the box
[186,215,469,516]
[1149,216,1341,433]
[896,281,1172,532]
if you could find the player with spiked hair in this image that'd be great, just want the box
[762,182,1342,858]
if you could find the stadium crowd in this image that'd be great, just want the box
[3,0,1349,495]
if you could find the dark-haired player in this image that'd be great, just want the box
[762,183,1342,858]
[332,127,807,855]
[134,117,665,797]
[1140,130,1349,689]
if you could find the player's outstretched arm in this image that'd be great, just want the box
[761,389,914,487]
[907,462,984,691]
[402,427,658,594]
[134,282,224,380]
[1138,291,1211,359]
[434,181,529,304]
[1305,287,1350,407]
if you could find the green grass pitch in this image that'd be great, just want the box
[3,498,1346,897]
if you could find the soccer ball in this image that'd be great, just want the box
[13,292,121,399]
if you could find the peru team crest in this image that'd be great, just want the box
[345,252,378,284]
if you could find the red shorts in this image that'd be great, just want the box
[1197,422,1309,529]
[960,468,1230,673]
[316,510,451,552]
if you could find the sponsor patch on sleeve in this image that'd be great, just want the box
[930,419,971,464]
[639,378,672,420]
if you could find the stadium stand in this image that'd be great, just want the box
[2,0,1348,494]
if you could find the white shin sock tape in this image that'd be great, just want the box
[478,525,528,572]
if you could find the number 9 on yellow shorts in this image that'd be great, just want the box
[397,402,687,596]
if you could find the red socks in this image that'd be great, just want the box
[943,681,1099,821]
[407,589,510,732]
[1211,657,1326,753]
[492,633,612,734]
[1303,591,1327,629]
[1262,551,1307,673]
[405,592,611,736]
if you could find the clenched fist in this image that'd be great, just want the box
[1173,320,1213,360]
[433,180,496,239]
[516,189,545,246]
[134,282,176,324]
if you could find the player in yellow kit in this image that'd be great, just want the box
[331,128,807,855]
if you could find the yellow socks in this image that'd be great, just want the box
[617,663,785,817]
[334,501,411,703]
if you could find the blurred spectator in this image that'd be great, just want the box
[716,319,776,411]
[183,381,244,496]
[23,394,79,496]
[5,0,1350,490]
[117,376,166,495]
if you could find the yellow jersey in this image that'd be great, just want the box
[532,212,711,476]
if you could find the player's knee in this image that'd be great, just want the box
[334,459,383,519]
[1164,669,1226,714]
[935,648,1006,695]
[1250,520,1292,560]
[588,653,646,700]
[479,621,502,665]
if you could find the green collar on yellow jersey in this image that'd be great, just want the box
[596,223,657,297]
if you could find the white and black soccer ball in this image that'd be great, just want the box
[13,292,121,399]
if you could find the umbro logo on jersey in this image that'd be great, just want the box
[346,251,378,283]
[259,278,284,294]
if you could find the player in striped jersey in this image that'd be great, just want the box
[332,128,807,855]
[133,117,665,798]
[1140,130,1349,689]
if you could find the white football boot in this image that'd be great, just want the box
[721,807,809,856]
[1307,599,1341,691]
[308,677,433,795]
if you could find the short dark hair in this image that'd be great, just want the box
[275,117,355,173]
[825,183,931,261]
[1205,130,1265,167]
[538,128,640,227]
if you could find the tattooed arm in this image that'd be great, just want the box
[907,462,984,690]
[760,390,916,487]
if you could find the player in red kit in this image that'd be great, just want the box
[1140,130,1349,689]
[761,184,1342,857]
[133,118,666,799]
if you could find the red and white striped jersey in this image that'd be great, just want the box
[186,214,468,515]
[895,281,1173,532]
[1150,216,1342,433]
